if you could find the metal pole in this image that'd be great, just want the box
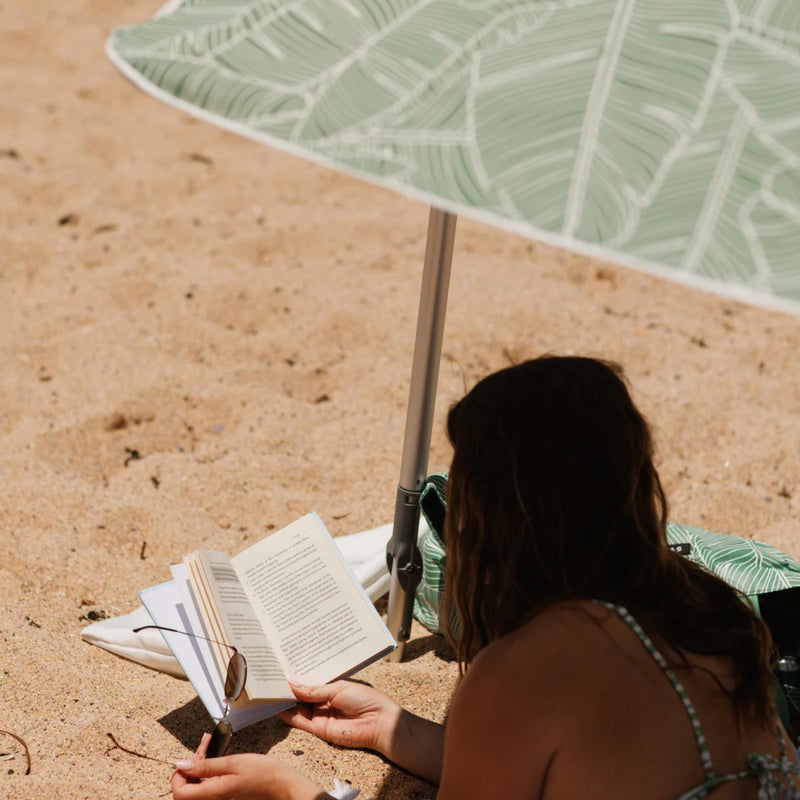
[386,207,457,660]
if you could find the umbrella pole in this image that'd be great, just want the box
[386,206,457,660]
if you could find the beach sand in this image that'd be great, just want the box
[2,1,800,797]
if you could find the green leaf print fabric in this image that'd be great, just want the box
[413,473,800,633]
[107,0,800,311]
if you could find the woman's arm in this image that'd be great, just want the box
[173,752,332,800]
[435,635,561,800]
[173,731,333,800]
[386,707,446,785]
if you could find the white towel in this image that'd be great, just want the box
[81,604,188,677]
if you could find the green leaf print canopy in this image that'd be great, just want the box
[108,0,800,308]
[106,0,800,653]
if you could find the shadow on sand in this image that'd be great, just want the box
[158,695,291,754]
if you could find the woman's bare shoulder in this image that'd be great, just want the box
[473,601,615,669]
[457,601,616,715]
[438,602,617,799]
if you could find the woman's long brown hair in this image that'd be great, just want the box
[442,355,775,727]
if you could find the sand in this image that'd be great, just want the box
[2,1,800,797]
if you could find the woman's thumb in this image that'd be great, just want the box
[288,680,336,702]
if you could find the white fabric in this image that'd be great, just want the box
[81,604,188,677]
[81,523,398,676]
[329,778,360,799]
[332,522,393,602]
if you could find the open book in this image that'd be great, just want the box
[140,513,396,730]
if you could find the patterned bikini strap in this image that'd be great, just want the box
[596,601,716,778]
[748,753,800,800]
[677,755,800,800]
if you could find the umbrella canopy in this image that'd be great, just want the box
[106,0,800,654]
[109,0,800,308]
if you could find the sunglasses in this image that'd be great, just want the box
[0,729,31,775]
[106,625,247,766]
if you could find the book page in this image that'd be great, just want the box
[140,577,225,720]
[187,549,292,701]
[137,568,294,730]
[232,513,395,686]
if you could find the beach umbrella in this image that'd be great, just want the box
[106,0,800,659]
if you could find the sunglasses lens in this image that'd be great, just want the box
[207,719,234,758]
[224,652,247,702]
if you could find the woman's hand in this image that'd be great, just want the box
[281,681,445,785]
[279,680,402,756]
[172,731,211,794]
[171,739,328,800]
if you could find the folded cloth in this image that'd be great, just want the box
[81,604,188,677]
[81,522,408,677]
[332,522,394,601]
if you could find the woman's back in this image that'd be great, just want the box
[438,602,800,800]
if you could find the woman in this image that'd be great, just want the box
[172,356,800,799]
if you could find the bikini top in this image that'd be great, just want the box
[598,602,800,800]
